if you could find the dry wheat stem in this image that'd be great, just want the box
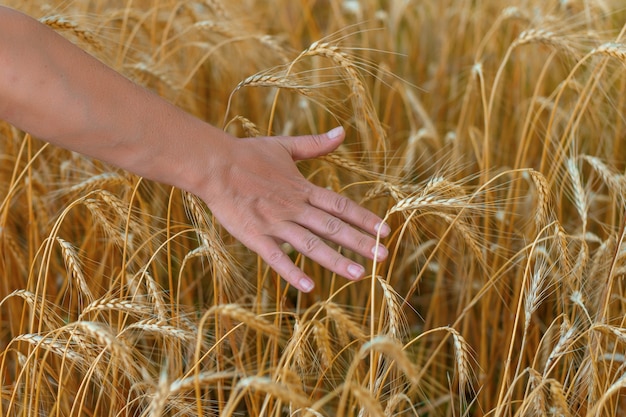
[1,289,61,330]
[225,115,261,137]
[543,317,577,377]
[12,332,84,364]
[40,15,102,49]
[375,276,404,340]
[4,2,626,415]
[57,237,94,303]
[79,297,152,320]
[389,195,467,213]
[222,376,310,416]
[61,172,128,196]
[528,170,553,230]
[350,383,386,417]
[120,319,196,343]
[324,302,368,341]
[312,321,333,370]
[134,268,168,321]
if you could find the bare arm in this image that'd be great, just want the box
[0,6,389,292]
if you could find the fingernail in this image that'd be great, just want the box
[299,278,314,292]
[371,244,388,261]
[326,126,344,140]
[347,263,365,279]
[376,222,391,237]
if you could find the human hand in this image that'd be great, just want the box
[0,7,387,293]
[198,126,390,293]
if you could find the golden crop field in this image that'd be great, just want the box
[1,0,626,415]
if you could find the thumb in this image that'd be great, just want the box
[282,126,345,161]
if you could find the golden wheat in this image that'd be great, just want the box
[2,0,626,415]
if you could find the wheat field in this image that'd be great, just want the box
[1,0,626,415]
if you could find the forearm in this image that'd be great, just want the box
[0,6,224,193]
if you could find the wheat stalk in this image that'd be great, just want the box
[232,376,310,410]
[548,379,571,417]
[376,276,404,340]
[79,297,152,318]
[227,115,261,137]
[72,321,130,359]
[514,29,574,55]
[39,15,101,49]
[447,327,472,391]
[148,369,170,417]
[288,318,311,375]
[121,318,196,343]
[207,304,280,338]
[83,198,127,248]
[2,290,61,330]
[524,262,549,329]
[390,195,466,214]
[235,73,313,95]
[526,368,548,417]
[61,172,128,195]
[182,192,242,287]
[13,333,84,363]
[57,237,94,303]
[566,157,589,233]
[134,268,168,321]
[430,212,486,266]
[528,170,553,230]
[319,153,377,179]
[591,42,626,62]
[312,321,333,370]
[580,154,626,195]
[543,317,577,376]
[358,336,420,386]
[295,41,386,148]
[324,302,368,342]
[0,227,27,274]
[349,384,385,417]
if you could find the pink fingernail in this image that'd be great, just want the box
[327,126,344,140]
[347,264,365,279]
[372,244,388,261]
[299,278,314,292]
[376,222,391,237]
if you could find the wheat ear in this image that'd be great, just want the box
[57,237,94,303]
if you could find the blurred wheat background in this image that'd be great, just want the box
[1,0,626,415]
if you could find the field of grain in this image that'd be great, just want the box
[1,0,626,415]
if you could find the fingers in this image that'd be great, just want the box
[258,181,389,293]
[252,196,390,293]
[308,186,391,239]
[297,205,388,262]
[278,222,371,279]
[251,221,380,293]
[281,126,346,161]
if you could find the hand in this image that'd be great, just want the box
[199,126,390,292]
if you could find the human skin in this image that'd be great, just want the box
[0,6,390,292]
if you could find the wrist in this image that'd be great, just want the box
[140,116,235,201]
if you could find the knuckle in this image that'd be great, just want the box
[311,134,326,148]
[325,217,343,236]
[331,253,343,268]
[332,195,349,215]
[357,235,371,251]
[267,249,286,266]
[303,235,322,253]
[287,267,305,284]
